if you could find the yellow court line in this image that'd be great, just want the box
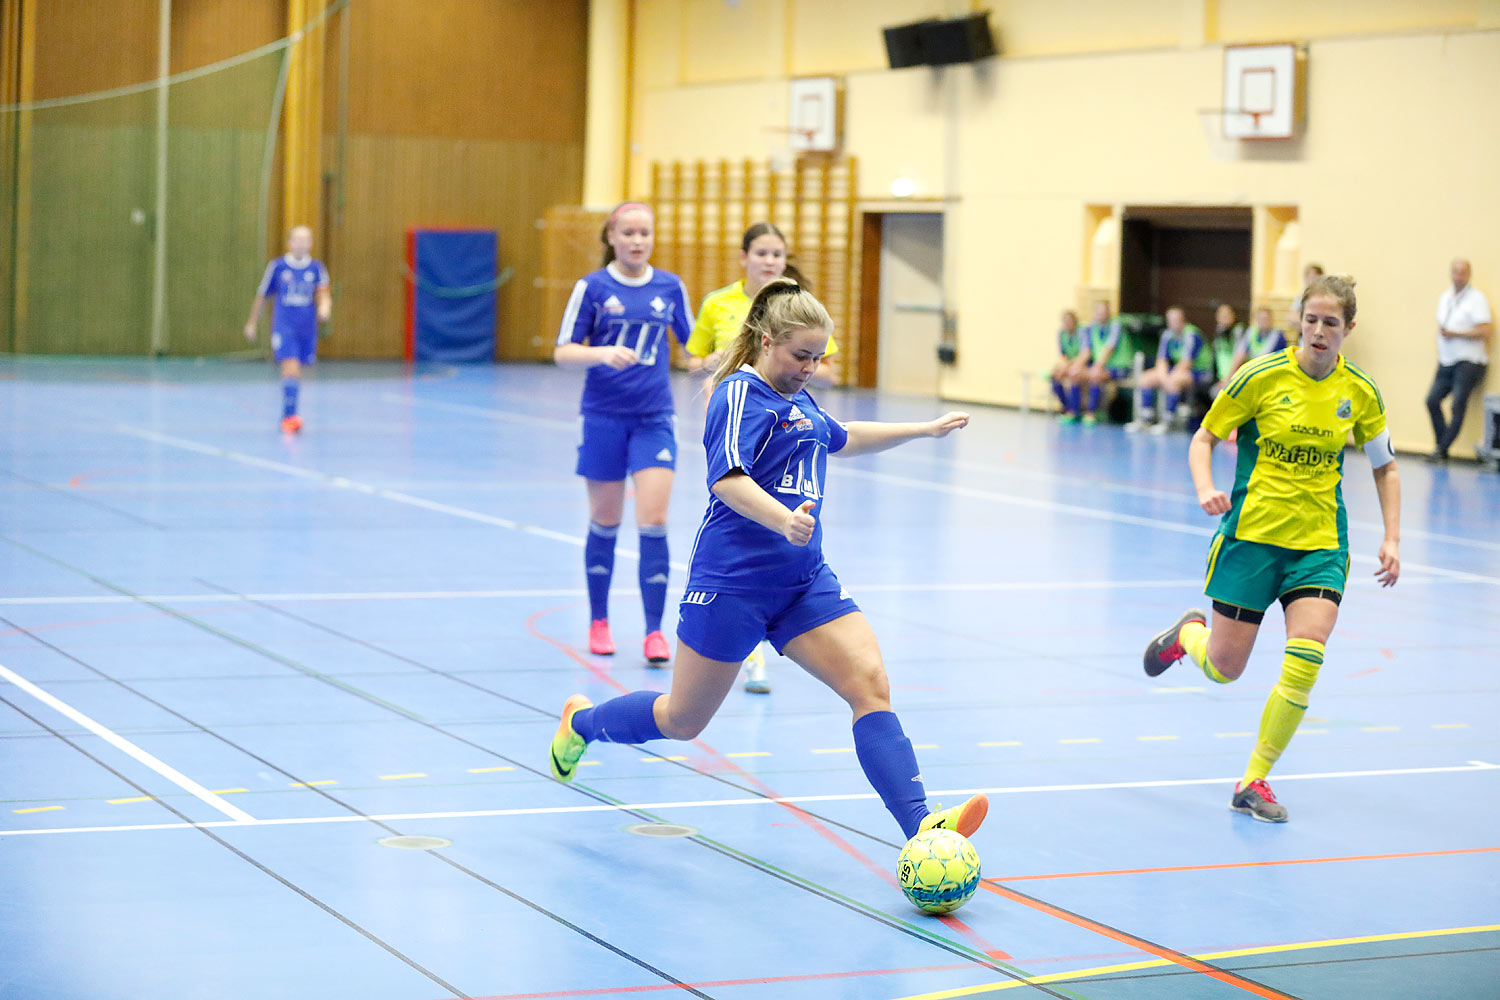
[979,741,1021,747]
[378,774,426,781]
[725,752,771,758]
[108,796,154,804]
[289,780,337,787]
[1215,732,1253,738]
[639,756,687,763]
[578,761,601,766]
[885,923,1500,1000]
[1362,726,1399,732]
[13,806,64,814]
[913,744,939,750]
[209,788,248,795]
[1301,729,1329,735]
[1433,723,1468,729]
[467,767,514,773]
[811,748,855,754]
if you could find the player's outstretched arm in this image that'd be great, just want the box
[836,411,969,458]
[1189,426,1230,515]
[1371,460,1401,587]
[711,471,816,546]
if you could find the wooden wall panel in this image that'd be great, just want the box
[32,0,157,99]
[346,0,585,141]
[327,0,587,360]
[332,134,582,360]
[172,0,285,73]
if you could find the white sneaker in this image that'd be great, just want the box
[1125,418,1152,433]
[743,643,771,693]
[1148,420,1171,435]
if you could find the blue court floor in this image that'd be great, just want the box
[1,356,1496,1000]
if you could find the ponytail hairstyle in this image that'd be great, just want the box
[709,278,832,390]
[1299,274,1357,324]
[600,202,653,267]
[741,221,812,293]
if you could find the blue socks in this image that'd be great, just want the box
[1087,384,1101,414]
[1165,391,1181,416]
[853,711,928,839]
[638,524,669,632]
[1067,384,1082,414]
[1140,387,1157,413]
[1051,378,1068,409]
[281,377,299,417]
[571,690,664,744]
[585,522,618,622]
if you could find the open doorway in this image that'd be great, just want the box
[1119,207,1252,335]
[856,212,945,394]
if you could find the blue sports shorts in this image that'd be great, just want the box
[676,563,860,662]
[576,413,677,481]
[271,327,317,364]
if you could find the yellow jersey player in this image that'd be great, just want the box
[1142,274,1401,823]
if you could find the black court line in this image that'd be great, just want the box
[2,468,169,530]
[0,692,471,1000]
[0,613,714,1000]
[0,557,1055,996]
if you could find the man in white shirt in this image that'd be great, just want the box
[1425,258,1493,462]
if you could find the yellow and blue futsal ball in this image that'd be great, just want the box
[897,828,981,914]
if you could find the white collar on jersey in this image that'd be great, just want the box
[740,363,800,400]
[283,253,312,267]
[607,262,654,287]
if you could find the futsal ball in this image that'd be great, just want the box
[897,828,981,914]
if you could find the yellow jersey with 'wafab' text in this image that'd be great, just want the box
[1202,348,1386,551]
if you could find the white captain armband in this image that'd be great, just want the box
[1363,429,1395,468]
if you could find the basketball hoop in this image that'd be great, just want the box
[1196,108,1262,162]
[763,124,819,172]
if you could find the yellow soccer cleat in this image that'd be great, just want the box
[919,793,989,838]
[549,694,593,782]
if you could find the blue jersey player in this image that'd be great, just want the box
[244,225,331,433]
[554,203,692,663]
[548,279,990,855]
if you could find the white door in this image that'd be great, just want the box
[877,213,945,395]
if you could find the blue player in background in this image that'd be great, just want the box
[549,278,989,849]
[554,202,693,663]
[244,225,331,434]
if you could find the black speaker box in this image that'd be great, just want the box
[921,13,996,65]
[883,13,995,68]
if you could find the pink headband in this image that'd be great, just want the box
[607,202,651,227]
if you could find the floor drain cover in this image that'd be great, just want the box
[376,835,451,850]
[623,823,697,838]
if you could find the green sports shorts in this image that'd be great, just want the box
[1204,532,1349,614]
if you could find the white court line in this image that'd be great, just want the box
[114,424,1500,587]
[2,761,1492,839]
[0,661,256,824]
[378,392,576,430]
[0,579,1208,608]
[838,467,1500,586]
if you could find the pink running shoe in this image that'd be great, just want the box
[588,619,614,655]
[643,630,670,664]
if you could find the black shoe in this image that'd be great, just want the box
[1143,608,1206,677]
[1425,449,1449,464]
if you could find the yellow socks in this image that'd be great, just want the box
[1242,638,1324,786]
[1179,620,1230,684]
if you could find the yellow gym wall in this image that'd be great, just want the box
[619,0,1500,455]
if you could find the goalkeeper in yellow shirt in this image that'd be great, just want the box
[1142,275,1401,822]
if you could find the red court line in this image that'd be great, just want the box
[979,882,1298,1000]
[525,605,1009,960]
[461,963,975,999]
[993,845,1500,882]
